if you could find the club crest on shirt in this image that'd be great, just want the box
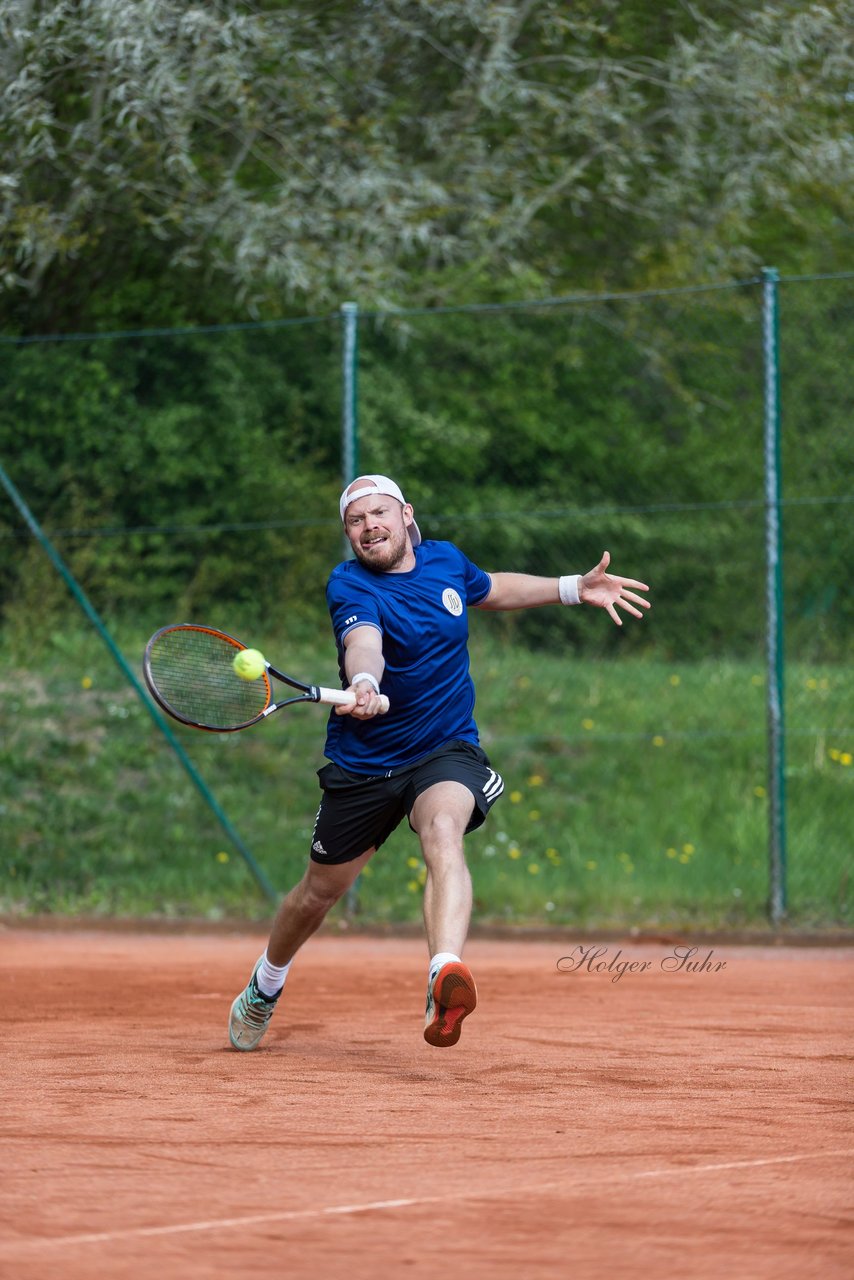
[442,588,463,616]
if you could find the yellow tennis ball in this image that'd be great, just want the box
[233,648,267,681]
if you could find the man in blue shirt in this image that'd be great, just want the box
[230,475,650,1051]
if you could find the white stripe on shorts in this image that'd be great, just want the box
[482,769,504,802]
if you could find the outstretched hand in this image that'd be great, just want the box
[580,551,651,626]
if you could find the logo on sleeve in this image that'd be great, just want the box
[442,588,463,616]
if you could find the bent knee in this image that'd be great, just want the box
[300,872,350,915]
[420,797,473,836]
[411,782,475,844]
[418,815,472,868]
[300,860,361,911]
[420,810,464,842]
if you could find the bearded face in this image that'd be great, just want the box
[344,496,415,573]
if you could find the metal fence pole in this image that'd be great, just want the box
[761,267,788,924]
[341,301,359,495]
[341,301,362,915]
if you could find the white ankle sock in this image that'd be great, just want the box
[429,951,461,981]
[256,951,291,998]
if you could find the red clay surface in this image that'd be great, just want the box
[1,928,852,1280]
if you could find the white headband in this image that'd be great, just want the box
[339,474,422,547]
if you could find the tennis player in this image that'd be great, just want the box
[229,475,650,1051]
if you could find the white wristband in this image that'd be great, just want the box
[350,671,381,694]
[558,574,583,607]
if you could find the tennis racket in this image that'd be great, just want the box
[143,623,389,733]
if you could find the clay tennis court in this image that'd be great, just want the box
[1,926,851,1279]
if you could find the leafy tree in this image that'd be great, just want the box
[0,0,850,328]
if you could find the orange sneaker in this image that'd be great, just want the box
[423,961,477,1047]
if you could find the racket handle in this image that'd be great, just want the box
[315,686,390,714]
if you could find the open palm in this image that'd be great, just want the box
[580,551,651,626]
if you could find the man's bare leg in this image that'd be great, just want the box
[229,847,373,1050]
[266,847,374,965]
[410,781,478,1047]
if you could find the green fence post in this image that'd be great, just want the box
[0,460,278,906]
[341,301,360,495]
[340,300,362,916]
[761,267,787,924]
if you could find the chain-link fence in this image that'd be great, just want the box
[0,273,850,929]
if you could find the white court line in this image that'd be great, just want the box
[2,1150,851,1253]
[633,1151,854,1178]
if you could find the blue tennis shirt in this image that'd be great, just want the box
[323,540,492,772]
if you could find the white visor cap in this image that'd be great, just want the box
[339,474,422,547]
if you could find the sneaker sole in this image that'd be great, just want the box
[424,962,477,1048]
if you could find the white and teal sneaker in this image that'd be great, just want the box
[229,958,281,1051]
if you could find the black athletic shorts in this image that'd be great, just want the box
[309,739,504,865]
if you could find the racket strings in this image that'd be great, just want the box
[147,628,271,729]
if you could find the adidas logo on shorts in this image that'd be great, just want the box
[312,839,328,857]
